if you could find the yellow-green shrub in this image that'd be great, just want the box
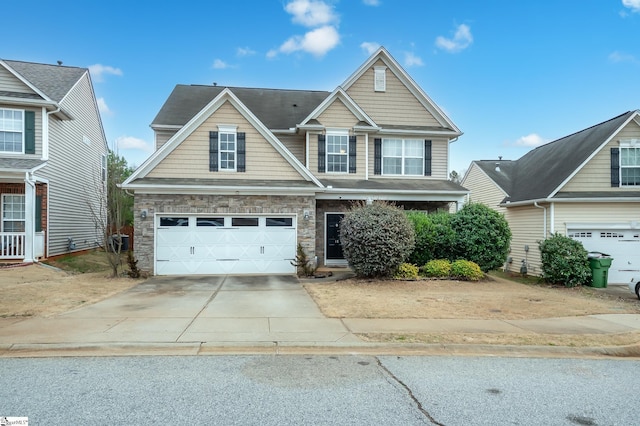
[422,259,452,278]
[394,263,419,279]
[450,260,484,281]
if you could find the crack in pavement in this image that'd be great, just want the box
[175,277,226,342]
[375,357,445,426]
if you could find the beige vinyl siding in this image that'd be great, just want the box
[462,164,508,214]
[308,132,366,179]
[147,101,303,180]
[0,103,43,157]
[154,129,178,150]
[504,205,547,276]
[278,133,305,164]
[37,73,108,257]
[367,136,449,180]
[0,66,36,93]
[552,203,640,235]
[562,120,640,192]
[317,99,359,128]
[346,59,440,127]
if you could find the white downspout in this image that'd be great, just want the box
[365,133,369,181]
[44,106,61,161]
[305,132,310,169]
[534,202,547,238]
[23,172,36,263]
[549,202,555,234]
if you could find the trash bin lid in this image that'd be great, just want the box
[588,251,610,258]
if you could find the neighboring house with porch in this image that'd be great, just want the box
[123,47,468,276]
[0,59,108,262]
[462,110,640,284]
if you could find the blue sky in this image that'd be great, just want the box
[3,0,640,174]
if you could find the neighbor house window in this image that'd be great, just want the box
[0,108,24,153]
[326,131,348,173]
[219,127,237,171]
[1,194,25,232]
[382,138,424,175]
[620,146,640,186]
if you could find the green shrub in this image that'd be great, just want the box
[394,263,419,279]
[539,233,591,287]
[450,259,484,281]
[340,201,415,278]
[406,211,456,266]
[422,259,452,278]
[451,203,511,272]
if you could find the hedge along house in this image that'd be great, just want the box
[462,110,640,284]
[122,47,468,276]
[0,59,108,262]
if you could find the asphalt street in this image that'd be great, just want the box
[1,355,637,425]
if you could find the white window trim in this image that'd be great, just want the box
[0,107,25,154]
[218,125,238,172]
[619,140,640,187]
[326,129,349,174]
[374,66,387,92]
[1,194,26,232]
[381,138,424,176]
[101,153,107,183]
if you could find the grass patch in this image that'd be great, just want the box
[44,250,122,274]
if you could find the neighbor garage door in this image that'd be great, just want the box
[155,215,296,275]
[569,228,640,284]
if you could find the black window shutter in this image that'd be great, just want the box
[348,135,357,173]
[611,147,620,187]
[318,134,326,172]
[24,111,35,154]
[374,138,382,175]
[209,131,218,172]
[35,194,42,232]
[424,140,432,176]
[237,132,246,172]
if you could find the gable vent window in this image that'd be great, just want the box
[374,66,386,92]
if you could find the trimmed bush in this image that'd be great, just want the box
[450,259,484,281]
[394,263,419,280]
[422,259,452,278]
[340,201,415,278]
[539,233,591,287]
[406,211,456,266]
[451,203,511,272]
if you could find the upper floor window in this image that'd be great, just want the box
[621,146,640,186]
[326,132,349,173]
[209,127,246,173]
[0,108,24,153]
[382,138,424,176]
[374,66,387,92]
[219,130,236,171]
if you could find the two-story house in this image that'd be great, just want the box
[462,110,640,284]
[0,59,108,262]
[123,47,468,276]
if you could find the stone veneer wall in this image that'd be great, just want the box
[133,193,316,274]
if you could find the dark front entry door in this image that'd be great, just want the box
[326,213,345,260]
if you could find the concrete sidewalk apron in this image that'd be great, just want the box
[0,275,356,346]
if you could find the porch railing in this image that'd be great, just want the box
[0,232,26,259]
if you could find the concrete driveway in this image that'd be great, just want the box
[0,275,358,348]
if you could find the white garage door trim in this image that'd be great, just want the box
[568,227,640,284]
[155,215,297,275]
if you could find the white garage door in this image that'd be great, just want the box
[156,215,296,275]
[569,229,640,284]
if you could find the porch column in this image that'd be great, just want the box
[23,173,35,262]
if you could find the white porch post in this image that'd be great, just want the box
[23,173,35,262]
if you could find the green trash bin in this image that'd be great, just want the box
[587,252,613,288]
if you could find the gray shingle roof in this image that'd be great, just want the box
[151,85,330,130]
[473,111,635,203]
[2,60,87,102]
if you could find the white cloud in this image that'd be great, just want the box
[212,59,231,69]
[609,50,639,63]
[114,135,153,152]
[360,42,380,55]
[96,97,112,115]
[404,52,424,67]
[285,0,338,27]
[363,0,380,5]
[88,64,123,82]
[622,0,640,12]
[271,26,340,58]
[513,133,547,147]
[435,24,473,53]
[237,47,256,57]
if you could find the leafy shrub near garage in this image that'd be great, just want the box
[422,259,452,278]
[406,211,456,265]
[340,201,415,278]
[451,203,511,272]
[393,263,420,280]
[539,233,591,287]
[450,259,484,281]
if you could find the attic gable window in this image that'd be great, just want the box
[620,142,640,186]
[374,66,387,92]
[210,126,246,173]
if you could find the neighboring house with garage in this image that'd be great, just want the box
[462,110,640,284]
[0,59,108,262]
[122,47,468,276]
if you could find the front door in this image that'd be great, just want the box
[326,213,345,262]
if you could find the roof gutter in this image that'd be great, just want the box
[533,202,547,239]
[502,196,640,207]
